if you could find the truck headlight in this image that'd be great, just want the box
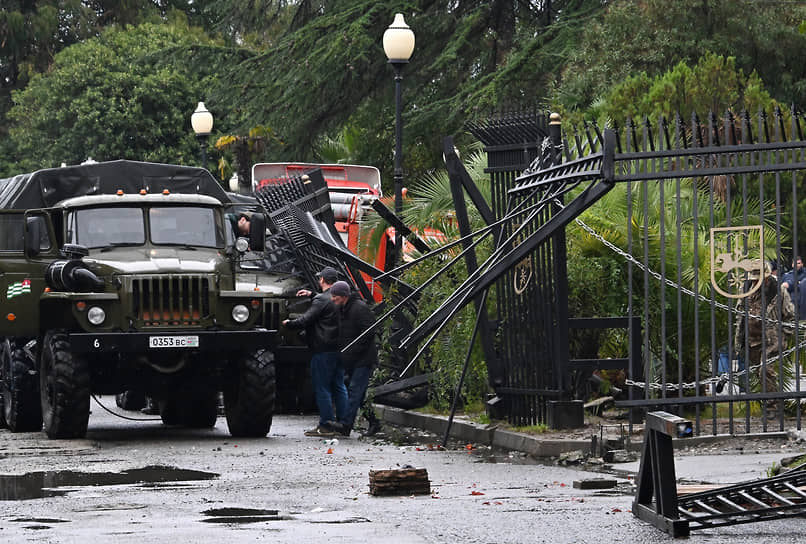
[87,306,106,325]
[235,238,249,253]
[232,304,249,323]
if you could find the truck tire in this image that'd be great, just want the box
[183,391,218,428]
[158,392,217,428]
[115,390,147,411]
[224,349,275,437]
[1,338,43,432]
[158,399,182,425]
[40,330,90,439]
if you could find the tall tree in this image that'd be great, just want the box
[6,20,218,173]
[0,1,212,172]
[555,0,806,112]
[199,0,600,189]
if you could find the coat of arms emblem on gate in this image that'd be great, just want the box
[710,225,764,299]
[514,258,532,295]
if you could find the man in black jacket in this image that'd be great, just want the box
[283,266,347,437]
[328,281,381,437]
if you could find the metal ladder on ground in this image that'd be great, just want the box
[677,462,806,530]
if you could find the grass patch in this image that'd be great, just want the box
[689,401,764,420]
[511,423,550,434]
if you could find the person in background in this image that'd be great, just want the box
[282,266,347,437]
[781,256,806,320]
[327,281,382,437]
[735,262,794,417]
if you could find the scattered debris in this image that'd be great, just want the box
[572,478,618,490]
[558,450,585,465]
[603,449,637,463]
[369,468,430,496]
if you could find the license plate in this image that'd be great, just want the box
[149,335,199,348]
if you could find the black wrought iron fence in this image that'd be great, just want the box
[409,107,806,434]
[501,108,806,434]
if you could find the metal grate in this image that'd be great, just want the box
[131,274,210,326]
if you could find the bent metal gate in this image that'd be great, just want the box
[428,108,806,436]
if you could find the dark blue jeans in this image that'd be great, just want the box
[341,365,372,430]
[310,351,348,427]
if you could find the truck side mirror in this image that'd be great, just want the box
[249,213,266,252]
[25,215,47,257]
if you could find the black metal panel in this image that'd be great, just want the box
[467,112,558,426]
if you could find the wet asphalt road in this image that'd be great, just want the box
[1,397,806,543]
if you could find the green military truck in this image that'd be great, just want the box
[0,160,305,439]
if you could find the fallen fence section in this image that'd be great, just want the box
[634,411,806,536]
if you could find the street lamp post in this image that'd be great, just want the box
[191,102,214,170]
[383,13,415,266]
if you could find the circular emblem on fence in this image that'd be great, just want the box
[514,258,532,295]
[710,225,764,299]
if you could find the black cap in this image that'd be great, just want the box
[316,266,338,283]
[330,281,351,297]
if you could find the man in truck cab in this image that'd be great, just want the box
[227,212,251,237]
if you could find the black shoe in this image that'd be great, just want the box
[304,425,337,437]
[363,420,381,437]
[327,420,351,437]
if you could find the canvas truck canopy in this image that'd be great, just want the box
[0,160,231,210]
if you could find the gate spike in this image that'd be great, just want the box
[775,105,786,142]
[760,109,770,143]
[726,110,738,146]
[627,117,638,154]
[692,112,704,148]
[611,119,623,154]
[643,116,655,153]
[742,110,754,144]
[708,111,720,147]
[660,115,671,151]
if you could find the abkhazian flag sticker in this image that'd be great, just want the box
[6,279,32,299]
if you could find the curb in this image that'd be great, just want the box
[374,405,792,458]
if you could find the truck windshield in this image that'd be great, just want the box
[68,208,145,248]
[67,206,222,249]
[150,207,221,248]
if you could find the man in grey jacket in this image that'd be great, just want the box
[283,266,348,437]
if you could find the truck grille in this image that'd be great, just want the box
[131,275,211,326]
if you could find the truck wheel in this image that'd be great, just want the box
[224,349,275,437]
[158,392,217,428]
[2,338,43,432]
[40,330,90,439]
[182,391,218,428]
[115,390,147,411]
[158,399,182,425]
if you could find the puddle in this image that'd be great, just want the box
[201,507,289,524]
[10,518,70,524]
[0,465,218,501]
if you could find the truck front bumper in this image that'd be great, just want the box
[68,329,277,354]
